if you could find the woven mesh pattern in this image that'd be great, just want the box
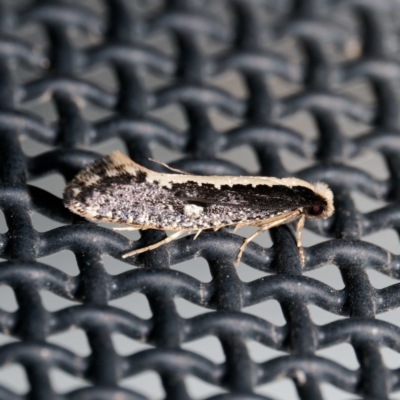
[1,0,400,398]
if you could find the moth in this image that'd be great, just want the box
[64,151,334,264]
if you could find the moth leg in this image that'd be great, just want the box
[122,231,184,258]
[235,210,302,266]
[113,227,139,231]
[193,230,202,240]
[233,223,247,233]
[235,225,270,266]
[296,214,306,266]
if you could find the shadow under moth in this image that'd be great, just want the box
[64,151,334,265]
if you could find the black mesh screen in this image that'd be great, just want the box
[1,0,400,399]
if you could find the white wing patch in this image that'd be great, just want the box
[184,204,204,217]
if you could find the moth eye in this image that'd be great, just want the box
[308,205,324,216]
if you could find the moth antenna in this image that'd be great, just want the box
[148,158,193,175]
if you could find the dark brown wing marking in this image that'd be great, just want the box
[171,182,327,212]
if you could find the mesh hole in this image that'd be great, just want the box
[20,100,58,124]
[148,104,188,132]
[109,293,152,319]
[81,65,118,93]
[268,75,303,98]
[207,70,248,98]
[321,382,363,400]
[362,229,400,255]
[255,378,298,400]
[29,173,66,200]
[366,269,400,290]
[318,343,359,370]
[208,108,243,131]
[345,151,389,180]
[140,31,176,56]
[278,110,319,140]
[219,145,259,174]
[49,368,90,394]
[247,339,287,363]
[48,329,91,357]
[173,258,212,283]
[0,210,7,234]
[0,287,18,312]
[381,346,400,369]
[339,78,376,106]
[0,364,29,394]
[236,262,270,282]
[0,333,18,346]
[308,305,346,325]
[102,255,139,275]
[111,333,153,356]
[244,300,286,326]
[120,371,165,399]
[304,265,345,291]
[377,307,400,325]
[175,297,212,318]
[186,375,227,399]
[182,336,225,363]
[279,148,314,172]
[38,251,80,276]
[31,211,65,232]
[40,290,77,312]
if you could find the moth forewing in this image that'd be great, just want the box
[64,151,334,265]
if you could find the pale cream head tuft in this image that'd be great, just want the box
[310,181,334,219]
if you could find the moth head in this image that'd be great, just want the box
[304,182,334,219]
